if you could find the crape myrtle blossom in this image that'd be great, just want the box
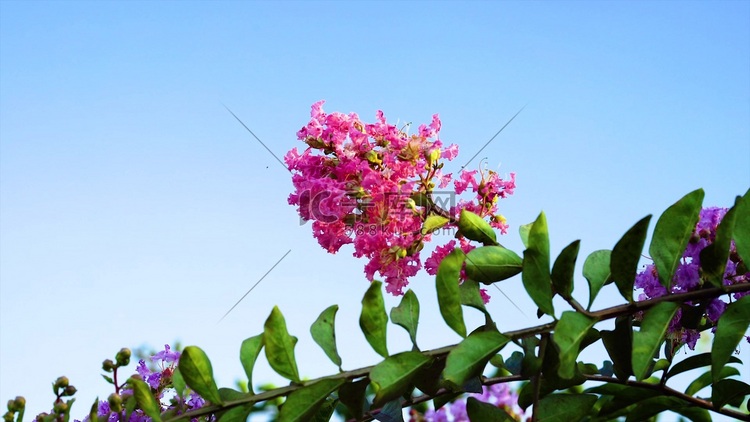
[634,207,749,350]
[78,345,211,422]
[286,101,515,296]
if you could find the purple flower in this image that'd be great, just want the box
[673,263,700,292]
[152,344,180,363]
[681,329,700,350]
[707,299,727,322]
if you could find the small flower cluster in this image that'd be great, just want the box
[287,101,515,295]
[634,207,749,349]
[84,345,210,422]
[409,383,524,422]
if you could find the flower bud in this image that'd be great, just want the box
[12,398,24,410]
[53,376,69,389]
[427,148,440,167]
[53,401,68,414]
[107,394,123,413]
[6,401,14,412]
[63,386,77,396]
[102,359,115,372]
[115,348,131,366]
[3,412,14,422]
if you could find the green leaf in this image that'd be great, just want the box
[649,189,704,288]
[217,405,254,422]
[700,200,739,288]
[172,367,186,398]
[459,279,488,315]
[411,191,432,208]
[522,211,554,316]
[686,367,740,396]
[671,406,711,422]
[535,393,597,422]
[88,398,98,422]
[239,334,264,394]
[611,215,651,302]
[422,214,450,235]
[264,306,301,383]
[338,379,369,421]
[458,209,497,245]
[370,351,432,406]
[413,356,447,396]
[436,248,467,338]
[216,389,254,422]
[378,399,405,422]
[623,396,693,422]
[734,188,750,264]
[519,223,532,248]
[553,311,597,379]
[586,384,656,416]
[390,289,420,349]
[277,378,345,422]
[465,397,515,421]
[308,397,338,422]
[632,301,679,381]
[178,346,223,405]
[360,280,389,358]
[520,336,541,377]
[712,378,750,409]
[712,295,750,381]
[443,330,509,390]
[123,396,136,422]
[551,240,580,299]
[583,249,612,310]
[666,352,741,380]
[129,377,163,422]
[310,305,342,369]
[464,245,523,284]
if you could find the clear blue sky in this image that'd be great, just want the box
[1,1,748,420]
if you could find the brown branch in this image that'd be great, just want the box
[585,375,750,421]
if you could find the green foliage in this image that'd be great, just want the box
[390,290,420,350]
[310,305,343,370]
[458,209,498,245]
[178,346,223,405]
[443,330,510,391]
[370,352,431,406]
[649,189,704,288]
[711,295,750,381]
[551,240,580,299]
[611,215,651,302]
[436,248,467,338]
[583,249,612,310]
[465,397,515,421]
[9,189,750,422]
[631,302,679,381]
[360,280,389,358]
[277,379,344,422]
[264,306,301,383]
[553,312,597,379]
[522,211,555,316]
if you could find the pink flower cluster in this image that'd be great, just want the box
[635,207,749,349]
[286,101,516,295]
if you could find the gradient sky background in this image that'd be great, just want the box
[1,1,749,420]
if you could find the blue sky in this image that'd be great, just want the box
[1,0,748,419]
